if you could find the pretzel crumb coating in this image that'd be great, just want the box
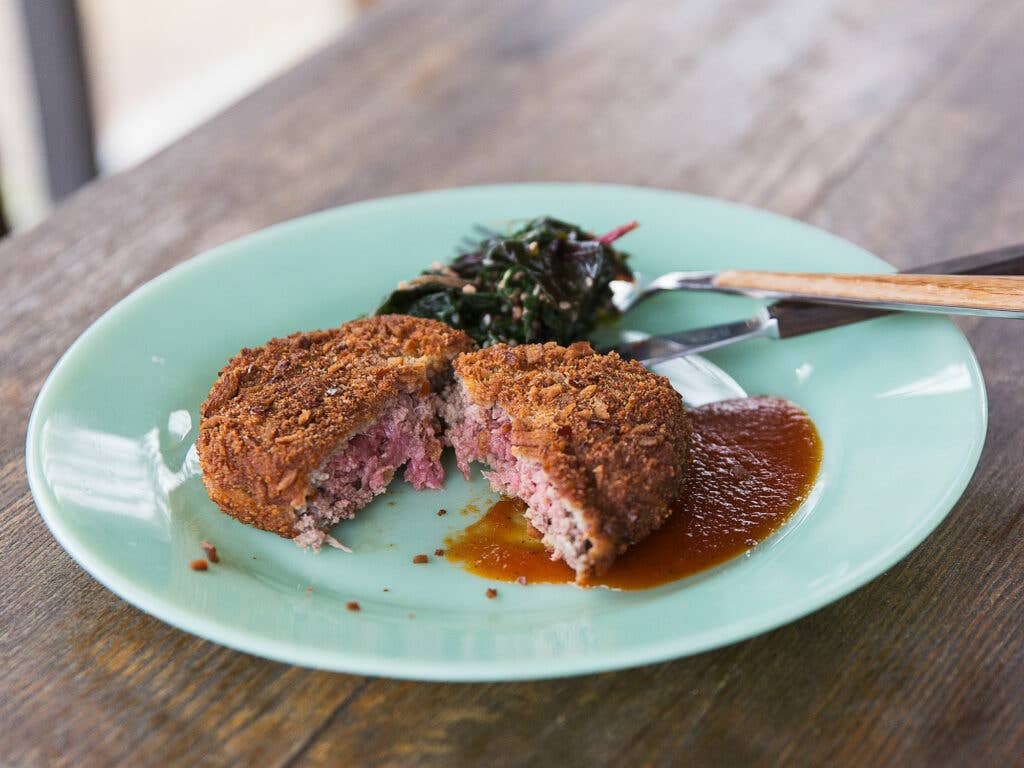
[448,341,691,581]
[197,316,475,541]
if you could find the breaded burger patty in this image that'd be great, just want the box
[445,341,691,581]
[197,315,475,549]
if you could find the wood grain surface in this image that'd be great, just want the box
[2,0,1023,765]
[713,271,1024,312]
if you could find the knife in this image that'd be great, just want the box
[610,243,1024,366]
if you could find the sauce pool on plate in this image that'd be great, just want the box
[444,396,822,590]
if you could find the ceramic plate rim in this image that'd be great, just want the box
[25,183,988,680]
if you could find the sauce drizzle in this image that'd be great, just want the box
[444,396,822,590]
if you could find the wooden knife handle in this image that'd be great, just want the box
[714,271,1024,312]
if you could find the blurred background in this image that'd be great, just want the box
[0,0,367,235]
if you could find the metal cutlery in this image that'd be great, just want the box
[609,243,1024,365]
[610,247,1024,319]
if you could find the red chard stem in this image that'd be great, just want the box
[597,220,639,245]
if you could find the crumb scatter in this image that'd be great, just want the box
[199,541,219,563]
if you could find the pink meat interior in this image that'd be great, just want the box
[294,391,444,549]
[443,383,592,572]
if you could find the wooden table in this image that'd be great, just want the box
[3,1,1023,764]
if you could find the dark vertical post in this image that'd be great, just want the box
[19,0,98,201]
[0,185,9,237]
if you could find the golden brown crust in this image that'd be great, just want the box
[197,316,475,536]
[452,342,691,578]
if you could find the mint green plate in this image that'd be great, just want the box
[25,184,986,680]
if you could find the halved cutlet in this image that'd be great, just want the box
[197,315,475,550]
[445,341,691,582]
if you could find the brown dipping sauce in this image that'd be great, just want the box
[444,396,822,590]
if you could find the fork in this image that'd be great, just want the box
[608,243,1024,365]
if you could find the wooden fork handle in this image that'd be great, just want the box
[714,271,1024,314]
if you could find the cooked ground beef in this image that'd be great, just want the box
[198,320,689,576]
[197,315,475,548]
[445,341,690,582]
[298,391,445,547]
